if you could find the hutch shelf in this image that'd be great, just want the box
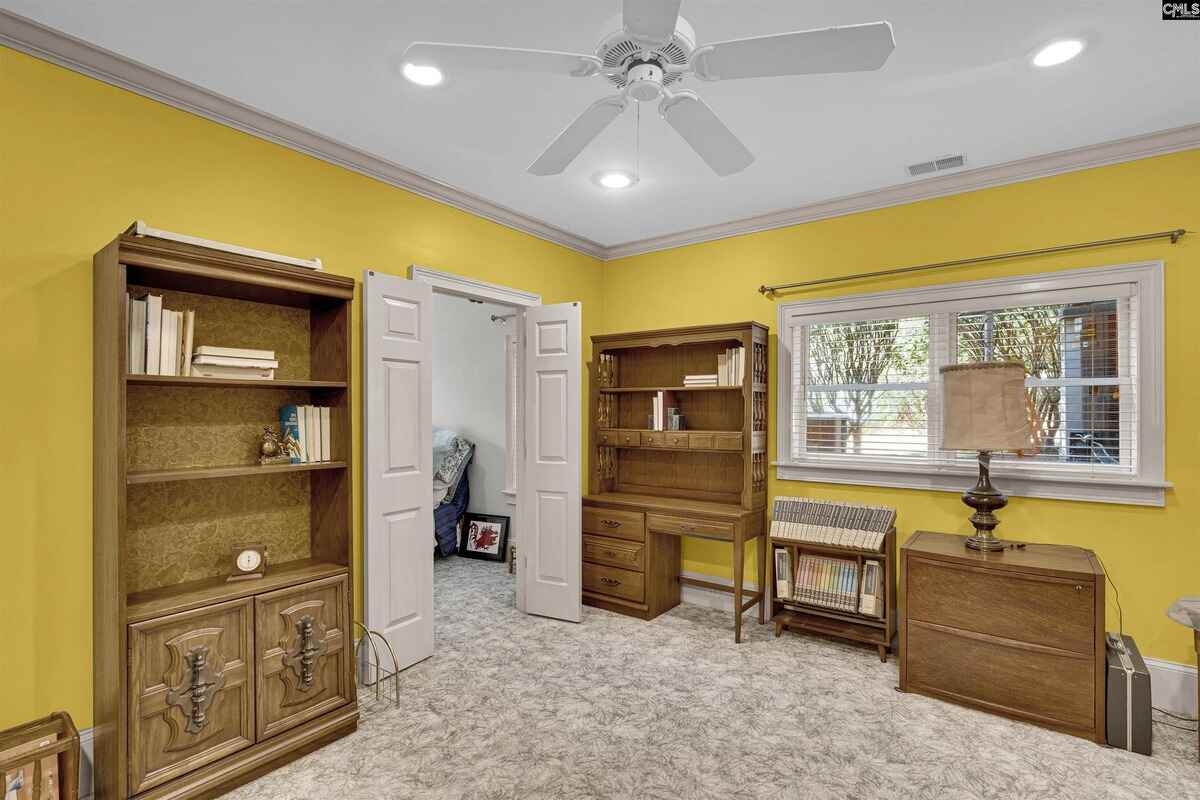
[584,321,769,642]
[93,226,358,800]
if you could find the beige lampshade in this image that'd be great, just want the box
[940,361,1033,452]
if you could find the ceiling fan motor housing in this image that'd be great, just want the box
[625,59,665,101]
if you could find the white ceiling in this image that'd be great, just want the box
[6,1,1199,248]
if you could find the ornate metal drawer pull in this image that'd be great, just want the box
[284,614,328,690]
[166,645,225,734]
[600,519,620,528]
[599,576,621,586]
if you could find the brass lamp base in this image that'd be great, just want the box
[962,450,1008,552]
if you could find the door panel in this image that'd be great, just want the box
[127,599,254,794]
[255,575,351,740]
[522,302,582,622]
[364,271,434,669]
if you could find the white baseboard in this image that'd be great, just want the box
[679,575,1199,720]
[678,571,761,612]
[1145,656,1199,719]
[79,725,94,800]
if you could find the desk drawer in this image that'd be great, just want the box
[583,535,645,572]
[906,557,1094,655]
[583,562,645,603]
[583,507,645,542]
[647,513,733,540]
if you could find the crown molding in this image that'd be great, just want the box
[603,122,1200,259]
[3,8,1198,264]
[0,9,607,259]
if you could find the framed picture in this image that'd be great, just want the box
[460,513,510,561]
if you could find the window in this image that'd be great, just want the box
[777,262,1166,506]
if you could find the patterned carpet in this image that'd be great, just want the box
[226,556,1200,799]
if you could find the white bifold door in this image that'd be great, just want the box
[363,271,434,670]
[521,302,583,623]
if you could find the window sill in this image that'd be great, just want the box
[773,460,1170,507]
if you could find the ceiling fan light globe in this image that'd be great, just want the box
[402,62,443,86]
[1032,39,1085,67]
[595,170,636,189]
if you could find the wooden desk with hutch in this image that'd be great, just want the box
[583,322,769,642]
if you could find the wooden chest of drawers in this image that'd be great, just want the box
[899,531,1105,743]
[581,504,679,619]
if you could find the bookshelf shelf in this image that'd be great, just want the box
[770,526,898,661]
[126,558,348,623]
[127,374,348,389]
[127,460,348,485]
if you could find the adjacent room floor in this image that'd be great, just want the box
[227,557,1200,800]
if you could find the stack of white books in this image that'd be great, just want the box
[191,346,279,380]
[127,293,195,376]
[280,404,332,463]
[683,373,719,386]
[716,346,746,386]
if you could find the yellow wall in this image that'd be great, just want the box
[0,48,602,730]
[601,148,1200,667]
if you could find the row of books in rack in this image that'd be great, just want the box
[769,497,896,552]
[682,345,746,387]
[126,292,280,379]
[280,405,332,464]
[774,549,885,619]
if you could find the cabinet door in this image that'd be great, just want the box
[255,574,351,740]
[128,599,254,794]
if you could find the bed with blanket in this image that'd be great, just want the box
[433,427,474,556]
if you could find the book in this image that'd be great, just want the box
[859,559,884,618]
[717,351,728,385]
[774,548,792,599]
[281,405,304,463]
[194,345,275,360]
[190,365,275,380]
[309,406,322,462]
[128,296,147,374]
[180,310,195,376]
[192,354,280,369]
[320,406,331,462]
[145,294,163,375]
[159,309,177,376]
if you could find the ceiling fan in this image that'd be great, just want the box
[402,1,895,178]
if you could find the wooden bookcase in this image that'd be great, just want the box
[93,228,358,800]
[769,528,898,661]
[584,322,769,642]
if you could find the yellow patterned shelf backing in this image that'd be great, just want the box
[126,385,313,472]
[129,284,311,380]
[125,472,312,593]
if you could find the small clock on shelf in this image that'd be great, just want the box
[228,544,267,582]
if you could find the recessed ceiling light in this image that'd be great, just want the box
[1032,39,1085,68]
[402,63,443,87]
[595,170,636,190]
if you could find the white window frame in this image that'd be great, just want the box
[775,261,1168,506]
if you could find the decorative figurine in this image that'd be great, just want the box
[260,426,300,465]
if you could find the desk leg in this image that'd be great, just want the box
[733,531,745,643]
[757,534,767,625]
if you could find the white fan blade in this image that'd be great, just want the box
[623,0,682,45]
[659,91,753,177]
[403,42,601,77]
[528,96,628,176]
[691,21,895,81]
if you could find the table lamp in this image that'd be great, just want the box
[940,361,1033,551]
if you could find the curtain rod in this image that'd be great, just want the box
[758,228,1187,297]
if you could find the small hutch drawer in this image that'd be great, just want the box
[641,431,667,448]
[127,598,255,794]
[255,574,352,741]
[618,430,641,447]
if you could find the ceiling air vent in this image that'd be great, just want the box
[906,154,966,177]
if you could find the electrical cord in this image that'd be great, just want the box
[1153,705,1199,723]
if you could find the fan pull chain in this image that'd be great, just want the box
[635,101,641,183]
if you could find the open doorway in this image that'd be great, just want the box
[430,293,519,598]
[362,266,582,673]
